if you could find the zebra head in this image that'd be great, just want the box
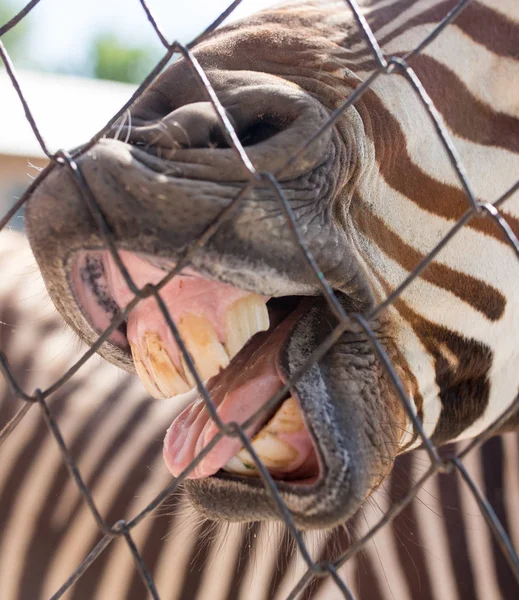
[25,0,519,529]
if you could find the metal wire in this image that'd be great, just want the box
[1,0,518,598]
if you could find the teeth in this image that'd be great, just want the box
[225,294,270,359]
[223,397,304,476]
[178,313,230,382]
[130,341,167,400]
[131,295,269,400]
[181,355,197,388]
[231,432,298,475]
[131,332,190,399]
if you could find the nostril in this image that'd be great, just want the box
[112,87,312,159]
[238,117,285,147]
[211,116,287,149]
[122,110,288,152]
[112,102,239,151]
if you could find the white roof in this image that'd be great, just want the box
[0,69,137,159]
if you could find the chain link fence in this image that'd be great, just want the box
[1,0,519,598]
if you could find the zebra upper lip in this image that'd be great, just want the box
[70,247,320,483]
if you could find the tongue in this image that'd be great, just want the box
[163,318,289,479]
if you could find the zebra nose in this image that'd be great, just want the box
[113,82,332,178]
[115,102,239,151]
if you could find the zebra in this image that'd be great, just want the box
[23,0,519,533]
[1,231,518,599]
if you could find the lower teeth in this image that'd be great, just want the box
[223,396,304,476]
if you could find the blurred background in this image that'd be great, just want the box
[0,0,277,230]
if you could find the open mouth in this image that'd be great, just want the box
[71,250,320,485]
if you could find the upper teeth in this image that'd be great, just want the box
[225,294,270,359]
[131,331,190,399]
[178,312,230,385]
[130,293,270,399]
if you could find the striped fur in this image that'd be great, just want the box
[4,0,519,593]
[1,232,518,599]
[271,0,519,446]
[348,0,519,447]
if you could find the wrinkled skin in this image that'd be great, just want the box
[25,2,408,529]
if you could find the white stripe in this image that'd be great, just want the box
[152,496,204,599]
[272,528,334,600]
[354,230,443,442]
[364,0,441,46]
[356,169,519,300]
[477,0,519,21]
[95,453,170,599]
[366,74,519,202]
[457,442,503,598]
[381,22,519,118]
[355,483,412,600]
[240,523,285,600]
[411,453,461,600]
[196,522,247,600]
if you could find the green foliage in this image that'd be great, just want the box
[0,0,30,62]
[0,1,156,83]
[89,33,157,84]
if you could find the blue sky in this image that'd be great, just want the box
[5,0,278,72]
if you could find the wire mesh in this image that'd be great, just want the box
[1,0,518,598]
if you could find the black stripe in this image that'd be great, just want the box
[355,547,387,599]
[355,205,507,321]
[127,511,178,599]
[411,54,519,154]
[456,1,519,58]
[224,522,261,600]
[176,518,219,600]
[0,384,77,599]
[390,453,435,600]
[355,88,519,244]
[305,526,353,599]
[266,528,297,599]
[481,436,518,599]
[436,443,478,600]
[348,0,457,63]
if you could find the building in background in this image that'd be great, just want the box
[0,69,136,230]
